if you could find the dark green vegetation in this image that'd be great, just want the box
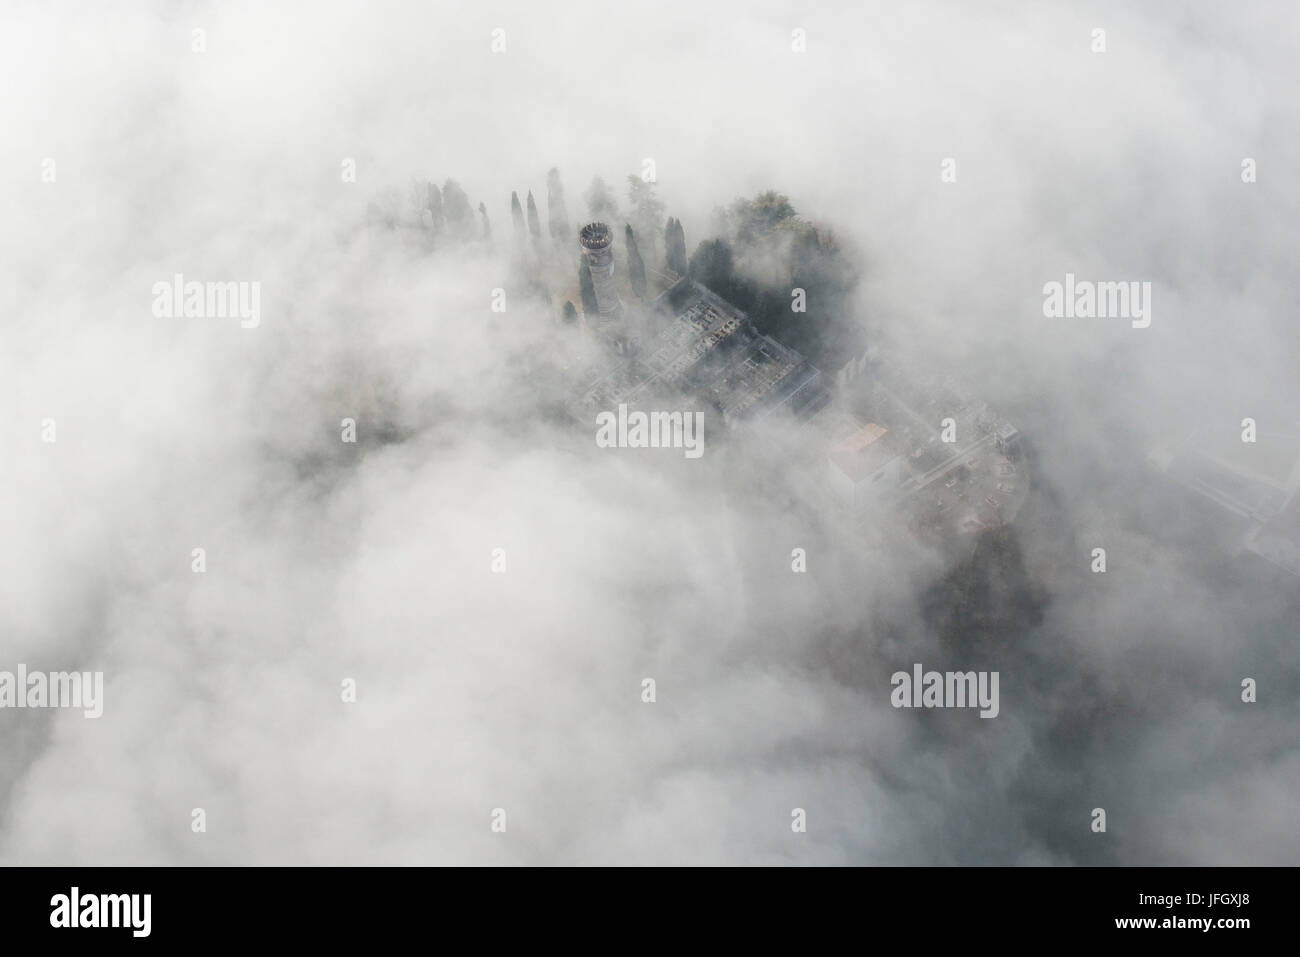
[687,190,864,370]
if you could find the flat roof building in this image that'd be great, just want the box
[828,423,902,511]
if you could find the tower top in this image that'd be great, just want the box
[579,222,613,250]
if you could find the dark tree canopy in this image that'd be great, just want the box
[584,176,619,224]
[426,182,444,235]
[547,168,570,241]
[698,190,863,368]
[720,190,797,243]
[441,179,476,240]
[626,175,665,263]
[688,238,735,291]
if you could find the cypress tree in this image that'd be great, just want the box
[626,223,647,298]
[427,182,444,236]
[526,191,543,243]
[510,191,526,242]
[665,217,688,274]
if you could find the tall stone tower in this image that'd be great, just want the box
[578,222,624,323]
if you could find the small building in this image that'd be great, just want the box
[995,423,1021,458]
[829,423,901,511]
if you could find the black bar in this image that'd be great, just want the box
[1,867,1283,944]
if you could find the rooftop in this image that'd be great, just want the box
[572,280,826,425]
[829,423,895,481]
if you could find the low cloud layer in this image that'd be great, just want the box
[3,0,1297,864]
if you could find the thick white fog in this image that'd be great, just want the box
[3,0,1297,864]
